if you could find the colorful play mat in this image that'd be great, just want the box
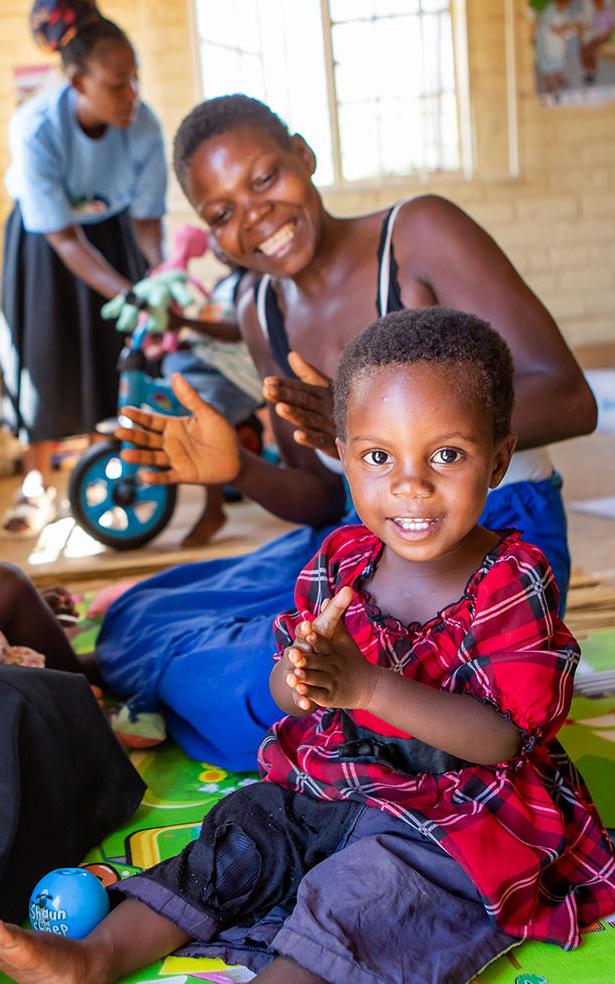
[2,608,614,984]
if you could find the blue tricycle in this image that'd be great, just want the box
[68,320,185,550]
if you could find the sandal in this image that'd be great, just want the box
[1,485,58,538]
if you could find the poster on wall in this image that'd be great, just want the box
[13,64,61,106]
[529,1,615,105]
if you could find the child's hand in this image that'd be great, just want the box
[286,587,379,711]
[281,638,318,714]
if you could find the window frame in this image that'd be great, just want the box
[190,0,475,192]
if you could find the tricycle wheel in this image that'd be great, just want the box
[68,441,176,550]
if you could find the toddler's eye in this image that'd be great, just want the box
[432,447,462,465]
[362,449,391,466]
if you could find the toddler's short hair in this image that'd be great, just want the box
[334,307,514,441]
[173,95,292,191]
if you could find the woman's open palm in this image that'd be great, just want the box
[115,373,240,486]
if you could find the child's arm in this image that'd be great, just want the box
[168,308,241,341]
[288,589,520,766]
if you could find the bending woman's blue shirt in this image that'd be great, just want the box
[5,84,166,234]
[96,472,570,772]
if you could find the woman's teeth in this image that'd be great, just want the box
[257,222,294,256]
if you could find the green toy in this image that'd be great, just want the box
[101,269,194,336]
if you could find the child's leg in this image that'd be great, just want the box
[0,899,193,984]
[0,564,83,674]
[0,912,326,984]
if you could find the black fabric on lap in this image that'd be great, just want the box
[130,782,359,928]
[0,666,145,922]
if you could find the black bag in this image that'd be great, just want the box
[0,666,145,921]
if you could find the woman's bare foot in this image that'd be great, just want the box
[182,508,226,548]
[181,486,227,548]
[0,920,110,984]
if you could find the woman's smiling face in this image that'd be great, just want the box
[337,362,515,566]
[185,125,324,278]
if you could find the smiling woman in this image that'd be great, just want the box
[0,0,166,538]
[96,93,595,771]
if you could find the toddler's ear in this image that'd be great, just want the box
[489,433,517,489]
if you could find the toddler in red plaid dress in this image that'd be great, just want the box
[1,308,613,984]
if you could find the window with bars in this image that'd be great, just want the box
[193,0,464,187]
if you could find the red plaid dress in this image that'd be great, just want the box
[258,525,615,947]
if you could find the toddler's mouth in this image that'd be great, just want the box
[387,516,439,540]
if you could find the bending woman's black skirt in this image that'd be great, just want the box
[0,206,147,442]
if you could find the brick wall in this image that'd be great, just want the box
[1,0,614,345]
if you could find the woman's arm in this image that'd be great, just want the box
[396,195,597,448]
[132,217,164,269]
[168,309,241,342]
[234,287,347,524]
[234,411,346,525]
[45,225,131,299]
[117,378,347,527]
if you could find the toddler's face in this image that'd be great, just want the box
[337,363,514,565]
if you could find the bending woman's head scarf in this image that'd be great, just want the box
[30,0,101,53]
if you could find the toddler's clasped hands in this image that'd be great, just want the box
[283,586,379,713]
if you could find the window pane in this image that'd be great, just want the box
[332,3,459,180]
[330,0,420,20]
[196,0,333,185]
[194,0,460,185]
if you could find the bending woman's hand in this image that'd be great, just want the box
[263,351,338,458]
[115,373,240,486]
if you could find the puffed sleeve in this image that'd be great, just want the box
[128,102,167,220]
[272,543,332,658]
[451,540,580,749]
[10,121,73,233]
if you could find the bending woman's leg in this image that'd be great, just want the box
[0,564,82,673]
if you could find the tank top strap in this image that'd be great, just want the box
[376,198,414,317]
[255,274,298,378]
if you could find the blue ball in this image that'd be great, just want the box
[29,867,110,939]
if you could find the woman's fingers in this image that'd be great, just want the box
[135,467,180,486]
[115,425,164,450]
[293,428,339,458]
[263,380,325,413]
[275,401,330,430]
[119,405,165,434]
[120,448,170,467]
[287,351,331,388]
[171,372,210,415]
